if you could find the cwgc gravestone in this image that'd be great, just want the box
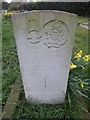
[12,10,78,104]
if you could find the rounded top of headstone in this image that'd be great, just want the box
[12,10,77,17]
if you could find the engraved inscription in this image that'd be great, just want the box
[28,19,35,22]
[44,78,47,89]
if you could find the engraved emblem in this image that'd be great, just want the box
[26,19,43,44]
[26,19,69,48]
[27,30,42,44]
[43,20,69,48]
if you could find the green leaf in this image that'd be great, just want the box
[76,90,89,99]
[67,92,71,108]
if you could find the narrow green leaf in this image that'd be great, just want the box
[77,90,89,99]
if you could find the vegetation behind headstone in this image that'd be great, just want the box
[2,2,89,17]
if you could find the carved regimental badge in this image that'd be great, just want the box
[43,19,69,48]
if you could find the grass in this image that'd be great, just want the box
[13,98,83,119]
[73,16,88,54]
[2,17,21,109]
[0,13,2,114]
[73,26,88,54]
[2,15,89,119]
[78,16,88,24]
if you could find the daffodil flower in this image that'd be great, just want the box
[83,55,90,62]
[74,50,83,59]
[80,82,84,89]
[4,12,14,17]
[70,62,77,70]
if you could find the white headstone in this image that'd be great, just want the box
[12,10,78,104]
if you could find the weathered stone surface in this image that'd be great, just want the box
[12,10,78,104]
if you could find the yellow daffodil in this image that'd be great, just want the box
[70,63,77,70]
[80,83,84,89]
[4,12,14,16]
[83,55,90,62]
[74,50,83,59]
